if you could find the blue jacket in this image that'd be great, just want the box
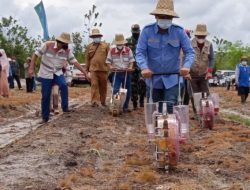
[235,63,250,87]
[136,23,195,89]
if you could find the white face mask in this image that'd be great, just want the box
[242,61,247,66]
[157,19,172,29]
[196,37,205,44]
[117,45,124,50]
[93,37,101,43]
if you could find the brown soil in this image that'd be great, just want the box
[0,87,249,190]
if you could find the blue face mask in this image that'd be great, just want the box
[157,19,172,29]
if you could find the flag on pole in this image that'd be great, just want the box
[34,1,49,40]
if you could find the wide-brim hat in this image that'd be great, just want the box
[241,55,248,61]
[56,32,72,44]
[89,28,103,38]
[113,34,127,45]
[150,0,179,18]
[194,24,209,36]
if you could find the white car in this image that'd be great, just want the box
[214,70,235,86]
[70,63,90,86]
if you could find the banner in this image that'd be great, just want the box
[34,1,49,40]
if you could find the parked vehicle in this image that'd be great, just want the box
[70,63,90,86]
[210,70,235,87]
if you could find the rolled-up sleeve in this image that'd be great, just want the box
[180,30,195,69]
[68,51,77,64]
[136,29,148,70]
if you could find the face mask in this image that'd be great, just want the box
[117,45,124,50]
[93,37,101,43]
[196,38,205,44]
[62,44,68,50]
[157,19,172,29]
[242,61,247,66]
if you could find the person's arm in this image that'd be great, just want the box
[29,43,47,77]
[106,49,113,70]
[208,44,215,71]
[235,65,239,85]
[128,48,135,70]
[180,29,195,79]
[136,28,153,78]
[29,53,39,77]
[136,28,148,70]
[68,51,88,79]
[85,45,90,72]
[181,29,195,69]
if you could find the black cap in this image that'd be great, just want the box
[131,24,140,33]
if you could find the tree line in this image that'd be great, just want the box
[1,14,249,77]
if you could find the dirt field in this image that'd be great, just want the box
[0,86,249,190]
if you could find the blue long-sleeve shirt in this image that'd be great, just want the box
[136,23,195,89]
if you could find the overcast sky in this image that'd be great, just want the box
[1,0,250,46]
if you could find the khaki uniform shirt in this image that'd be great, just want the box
[85,42,109,72]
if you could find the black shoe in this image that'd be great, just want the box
[63,109,73,113]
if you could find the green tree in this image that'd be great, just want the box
[72,32,84,62]
[83,4,102,48]
[213,36,250,70]
[0,16,42,76]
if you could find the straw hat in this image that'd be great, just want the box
[241,55,248,61]
[150,0,179,18]
[89,28,103,38]
[56,32,72,44]
[194,24,209,36]
[113,34,127,45]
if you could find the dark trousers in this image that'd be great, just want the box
[41,74,68,121]
[112,72,131,109]
[12,73,22,89]
[190,78,209,114]
[8,76,14,89]
[152,85,179,114]
[26,77,34,92]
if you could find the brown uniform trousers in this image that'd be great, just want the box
[85,42,109,105]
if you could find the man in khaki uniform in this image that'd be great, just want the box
[190,24,214,93]
[190,24,214,114]
[85,29,109,107]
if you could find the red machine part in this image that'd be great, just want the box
[200,99,215,129]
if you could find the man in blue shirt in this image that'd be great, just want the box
[235,56,250,104]
[136,0,195,113]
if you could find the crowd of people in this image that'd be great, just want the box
[1,0,250,123]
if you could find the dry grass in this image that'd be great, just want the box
[125,155,151,166]
[117,183,131,190]
[79,167,94,178]
[133,169,158,184]
[59,174,79,188]
[0,87,88,106]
